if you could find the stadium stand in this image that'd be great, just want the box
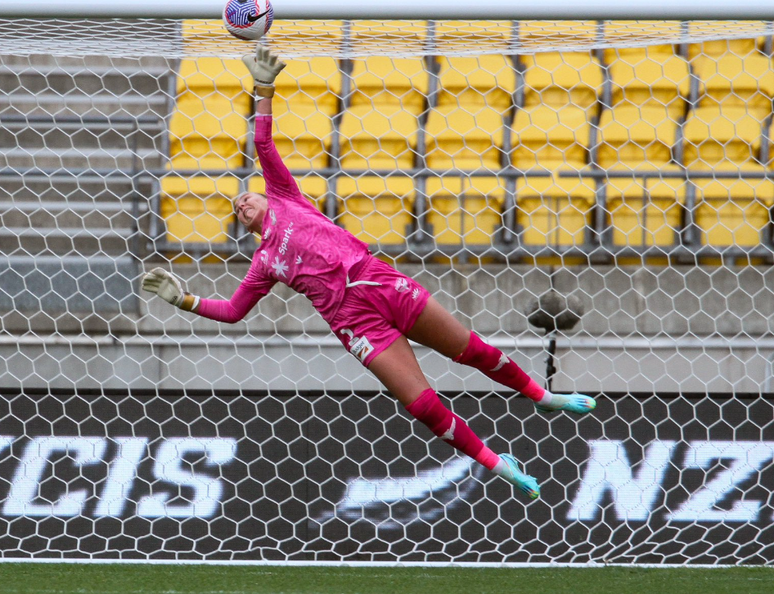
[336,176,415,245]
[425,55,514,171]
[0,55,168,325]
[169,58,252,170]
[339,57,427,171]
[425,176,506,246]
[157,22,774,260]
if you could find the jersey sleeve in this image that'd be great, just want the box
[254,115,305,203]
[196,256,276,324]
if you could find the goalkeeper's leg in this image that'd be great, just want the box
[407,297,595,415]
[368,336,539,499]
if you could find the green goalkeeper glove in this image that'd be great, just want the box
[141,267,199,312]
[242,45,286,98]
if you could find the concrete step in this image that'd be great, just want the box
[0,254,141,323]
[0,202,142,230]
[0,54,173,71]
[0,92,171,118]
[2,175,155,204]
[0,146,164,171]
[0,227,136,257]
[0,123,165,154]
[0,66,173,98]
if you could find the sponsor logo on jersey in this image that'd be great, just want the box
[279,222,295,255]
[271,256,289,278]
[411,288,420,301]
[339,329,375,363]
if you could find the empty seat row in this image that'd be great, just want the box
[168,47,774,173]
[160,174,773,251]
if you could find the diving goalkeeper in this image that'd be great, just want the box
[141,46,595,500]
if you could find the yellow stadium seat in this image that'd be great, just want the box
[270,101,333,170]
[424,177,505,245]
[274,57,342,117]
[511,106,590,170]
[181,20,222,39]
[517,21,598,46]
[516,175,595,246]
[268,20,344,51]
[169,106,247,170]
[160,176,238,244]
[434,21,514,52]
[425,106,505,170]
[605,176,685,247]
[608,51,690,119]
[683,107,764,170]
[349,57,428,114]
[596,107,677,170]
[435,55,516,111]
[171,96,249,138]
[686,21,762,58]
[339,105,420,170]
[336,176,415,244]
[349,21,427,53]
[249,174,327,211]
[693,53,774,116]
[176,58,252,99]
[694,177,774,247]
[521,52,603,109]
[170,58,253,170]
[601,22,678,64]
[603,21,681,45]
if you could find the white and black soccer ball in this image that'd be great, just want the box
[223,0,274,41]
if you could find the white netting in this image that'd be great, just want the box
[1,19,774,57]
[1,18,774,564]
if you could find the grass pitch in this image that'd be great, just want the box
[0,563,771,594]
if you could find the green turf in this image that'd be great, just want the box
[0,563,771,594]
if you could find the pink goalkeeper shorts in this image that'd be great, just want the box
[329,257,431,367]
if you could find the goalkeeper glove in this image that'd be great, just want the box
[242,45,286,98]
[141,267,200,312]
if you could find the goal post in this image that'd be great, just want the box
[1,2,774,565]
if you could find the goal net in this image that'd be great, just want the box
[1,16,774,565]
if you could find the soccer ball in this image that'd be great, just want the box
[223,0,274,41]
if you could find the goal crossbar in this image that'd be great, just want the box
[4,0,774,20]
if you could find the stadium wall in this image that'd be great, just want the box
[2,263,773,393]
[0,388,772,564]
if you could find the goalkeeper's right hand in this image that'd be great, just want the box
[242,46,286,98]
[141,267,199,312]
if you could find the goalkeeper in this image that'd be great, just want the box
[142,47,595,500]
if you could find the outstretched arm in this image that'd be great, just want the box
[141,267,272,324]
[242,46,301,198]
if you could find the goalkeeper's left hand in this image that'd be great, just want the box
[242,45,286,98]
[141,267,199,312]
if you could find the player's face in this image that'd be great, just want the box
[235,192,268,233]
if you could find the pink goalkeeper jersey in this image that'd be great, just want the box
[196,115,371,325]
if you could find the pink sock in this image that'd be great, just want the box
[454,332,547,402]
[405,388,501,471]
